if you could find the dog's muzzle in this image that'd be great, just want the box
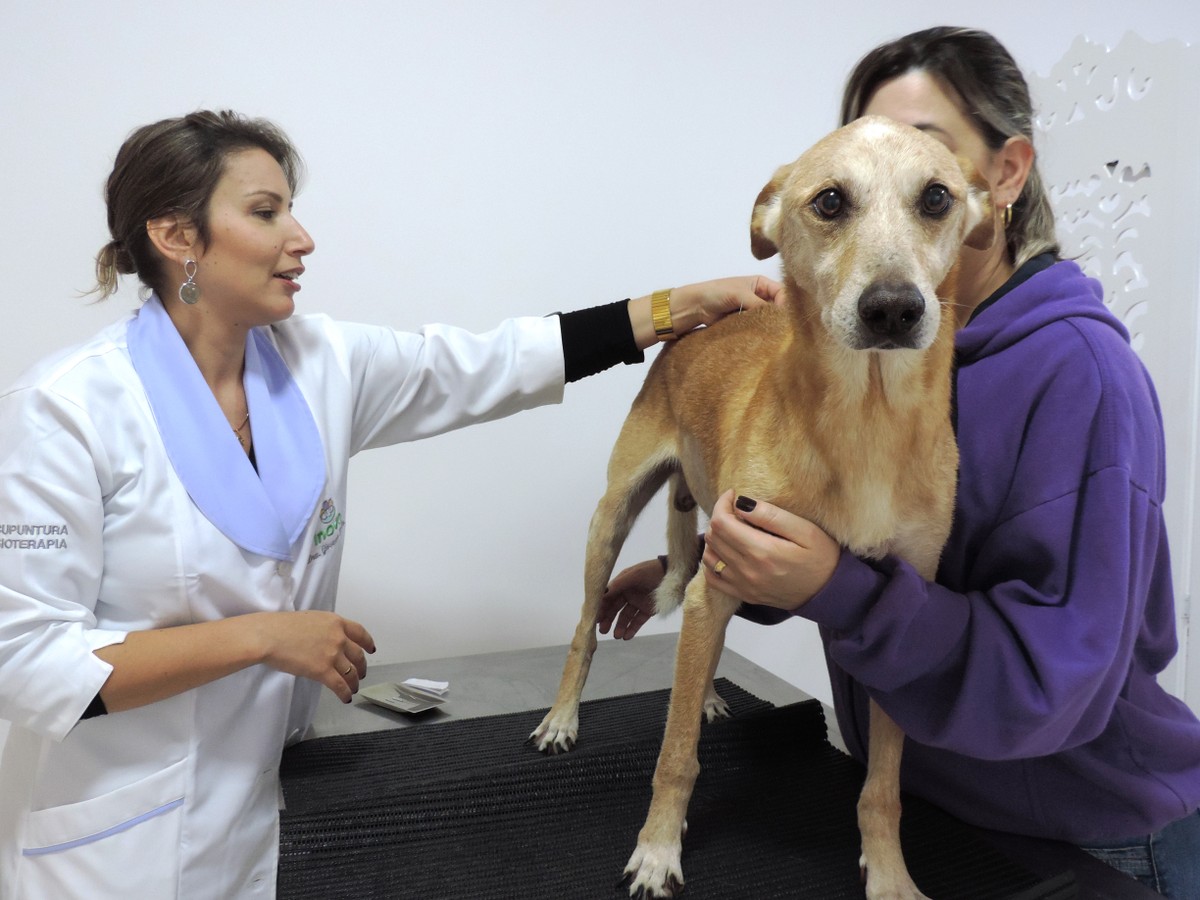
[857,281,926,349]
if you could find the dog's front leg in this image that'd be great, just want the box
[528,599,598,754]
[530,487,636,753]
[622,576,738,899]
[528,551,608,753]
[859,700,931,900]
[659,473,731,724]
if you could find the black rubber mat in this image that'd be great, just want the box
[278,679,1076,899]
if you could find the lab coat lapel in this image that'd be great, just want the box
[127,296,324,561]
[243,328,326,549]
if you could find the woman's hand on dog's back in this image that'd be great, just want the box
[674,275,784,330]
[628,275,784,348]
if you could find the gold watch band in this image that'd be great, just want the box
[651,289,675,340]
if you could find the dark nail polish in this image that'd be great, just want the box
[735,495,757,512]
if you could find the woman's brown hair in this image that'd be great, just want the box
[840,27,1058,267]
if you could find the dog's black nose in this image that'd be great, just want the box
[858,282,925,338]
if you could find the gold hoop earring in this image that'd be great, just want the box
[1002,204,1013,230]
[179,259,200,305]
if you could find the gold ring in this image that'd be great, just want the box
[342,664,354,676]
[713,560,727,575]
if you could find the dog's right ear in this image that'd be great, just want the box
[750,163,792,260]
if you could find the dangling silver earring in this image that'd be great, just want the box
[179,259,200,305]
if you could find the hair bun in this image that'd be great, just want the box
[92,238,136,299]
[110,239,136,275]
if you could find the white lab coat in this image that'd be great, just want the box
[0,303,564,898]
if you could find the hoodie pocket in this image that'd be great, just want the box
[16,758,186,898]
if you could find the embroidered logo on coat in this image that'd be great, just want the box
[309,499,345,562]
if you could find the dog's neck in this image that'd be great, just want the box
[780,284,956,419]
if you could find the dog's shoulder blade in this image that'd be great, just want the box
[662,306,781,385]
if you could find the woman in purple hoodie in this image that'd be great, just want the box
[601,26,1200,897]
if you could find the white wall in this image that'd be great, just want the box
[0,1,1196,759]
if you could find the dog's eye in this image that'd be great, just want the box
[921,184,952,217]
[812,189,845,220]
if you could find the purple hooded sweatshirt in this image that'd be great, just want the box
[788,257,1200,842]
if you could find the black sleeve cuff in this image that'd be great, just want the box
[81,691,108,720]
[556,301,645,383]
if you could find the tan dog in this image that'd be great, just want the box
[531,116,992,899]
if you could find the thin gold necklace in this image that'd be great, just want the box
[233,412,251,451]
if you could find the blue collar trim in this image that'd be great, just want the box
[127,296,324,561]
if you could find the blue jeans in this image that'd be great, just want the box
[1080,809,1200,897]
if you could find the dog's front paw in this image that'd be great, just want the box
[527,709,578,754]
[702,684,731,722]
[860,854,932,900]
[620,842,684,899]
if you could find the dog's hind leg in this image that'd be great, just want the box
[653,471,700,616]
[701,679,731,722]
[622,576,739,898]
[653,473,728,722]
[530,416,676,754]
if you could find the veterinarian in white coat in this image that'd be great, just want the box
[0,109,778,898]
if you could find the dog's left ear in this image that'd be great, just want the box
[958,158,995,251]
[750,162,792,260]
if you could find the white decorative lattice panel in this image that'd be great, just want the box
[1029,34,1200,703]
